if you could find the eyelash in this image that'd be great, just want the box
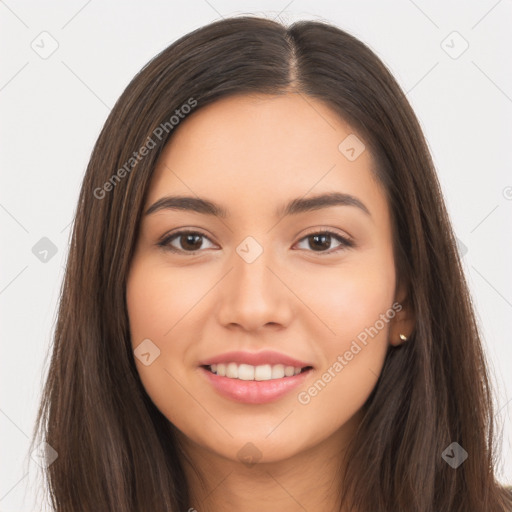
[157,229,355,255]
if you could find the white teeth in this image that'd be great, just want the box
[271,364,285,379]
[238,364,255,381]
[255,364,272,380]
[207,362,306,381]
[226,362,238,378]
[284,366,295,377]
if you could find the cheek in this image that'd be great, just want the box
[126,260,202,343]
[293,256,395,404]
[126,262,190,423]
[126,258,211,399]
[299,257,395,341]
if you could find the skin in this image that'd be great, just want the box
[126,92,414,512]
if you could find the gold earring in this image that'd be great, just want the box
[399,333,408,342]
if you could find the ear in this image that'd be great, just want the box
[389,282,415,347]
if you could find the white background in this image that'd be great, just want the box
[1,1,511,509]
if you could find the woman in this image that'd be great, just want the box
[32,15,512,512]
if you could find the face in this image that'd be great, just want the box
[126,92,411,465]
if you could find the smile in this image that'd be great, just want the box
[205,362,311,381]
[198,350,314,404]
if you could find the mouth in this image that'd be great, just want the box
[202,363,314,381]
[199,362,314,404]
[198,350,314,403]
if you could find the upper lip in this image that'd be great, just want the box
[199,350,313,368]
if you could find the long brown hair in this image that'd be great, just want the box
[31,15,512,511]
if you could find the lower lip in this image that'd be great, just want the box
[200,366,312,404]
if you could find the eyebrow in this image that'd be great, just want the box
[145,192,371,219]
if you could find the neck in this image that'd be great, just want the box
[177,414,361,512]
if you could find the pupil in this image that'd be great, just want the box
[310,234,330,251]
[182,234,202,250]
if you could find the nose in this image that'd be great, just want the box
[216,242,294,332]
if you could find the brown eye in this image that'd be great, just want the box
[157,229,354,255]
[178,233,203,251]
[295,231,354,254]
[307,233,332,251]
[158,231,215,253]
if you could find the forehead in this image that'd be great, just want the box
[146,92,388,223]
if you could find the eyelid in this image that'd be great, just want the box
[157,229,217,253]
[298,226,353,243]
[157,227,355,255]
[294,228,355,253]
